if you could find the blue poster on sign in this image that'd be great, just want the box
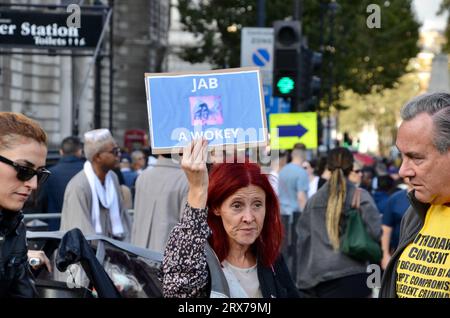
[144,67,267,154]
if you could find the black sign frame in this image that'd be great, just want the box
[0,4,107,54]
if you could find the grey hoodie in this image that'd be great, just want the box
[295,181,382,289]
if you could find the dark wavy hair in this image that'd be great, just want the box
[207,162,283,267]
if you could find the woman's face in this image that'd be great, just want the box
[0,138,47,211]
[214,185,266,250]
[302,161,314,176]
[349,168,363,185]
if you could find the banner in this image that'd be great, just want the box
[270,112,318,150]
[144,67,268,154]
[0,9,103,50]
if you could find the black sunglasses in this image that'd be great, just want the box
[0,155,50,184]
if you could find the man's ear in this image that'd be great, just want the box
[92,152,102,164]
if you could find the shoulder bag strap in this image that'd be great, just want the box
[351,187,361,209]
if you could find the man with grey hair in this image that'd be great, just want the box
[380,92,450,298]
[60,128,132,241]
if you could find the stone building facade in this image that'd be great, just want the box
[0,0,170,149]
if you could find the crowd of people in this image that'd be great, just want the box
[1,92,449,298]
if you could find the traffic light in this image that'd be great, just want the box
[272,20,301,98]
[299,47,322,110]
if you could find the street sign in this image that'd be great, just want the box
[0,9,103,50]
[270,112,318,150]
[144,67,268,154]
[241,27,273,85]
[241,27,290,125]
[277,124,308,138]
[252,48,270,67]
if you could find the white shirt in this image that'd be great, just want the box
[221,260,262,298]
[308,176,320,198]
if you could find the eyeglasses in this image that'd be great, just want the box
[103,147,121,156]
[0,155,50,184]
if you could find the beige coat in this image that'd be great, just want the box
[131,157,189,253]
[59,170,132,241]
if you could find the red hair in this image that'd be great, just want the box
[207,162,283,267]
[0,112,47,150]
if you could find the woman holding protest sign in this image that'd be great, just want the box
[162,138,299,298]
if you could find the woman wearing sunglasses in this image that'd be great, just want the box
[0,112,50,297]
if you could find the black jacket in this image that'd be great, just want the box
[257,255,300,298]
[56,228,121,298]
[379,191,429,298]
[0,209,37,298]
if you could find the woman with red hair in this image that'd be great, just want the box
[162,139,299,298]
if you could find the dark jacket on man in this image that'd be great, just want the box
[0,209,37,298]
[40,155,85,230]
[379,191,428,298]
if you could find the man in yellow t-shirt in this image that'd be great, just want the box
[380,92,450,298]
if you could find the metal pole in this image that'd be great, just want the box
[257,0,265,27]
[72,7,112,136]
[317,1,326,155]
[109,0,114,132]
[293,0,300,20]
[327,2,337,151]
[94,55,102,128]
[292,0,303,113]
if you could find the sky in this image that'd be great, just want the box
[413,0,448,31]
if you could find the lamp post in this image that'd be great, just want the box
[257,0,265,27]
[326,1,338,151]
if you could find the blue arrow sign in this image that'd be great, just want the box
[277,124,308,138]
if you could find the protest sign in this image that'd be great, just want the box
[144,67,267,154]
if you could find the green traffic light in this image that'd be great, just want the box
[276,76,295,94]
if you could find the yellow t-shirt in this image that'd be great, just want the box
[396,204,450,298]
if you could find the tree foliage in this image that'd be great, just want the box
[339,69,421,155]
[177,0,420,107]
